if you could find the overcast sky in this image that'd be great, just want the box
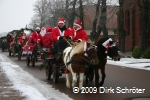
[0,0,37,33]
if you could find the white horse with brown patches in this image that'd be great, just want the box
[62,41,99,90]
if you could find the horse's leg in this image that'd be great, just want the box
[79,73,84,90]
[85,66,93,84]
[85,67,89,84]
[94,68,99,87]
[66,72,71,89]
[89,66,94,81]
[69,71,72,85]
[72,72,77,88]
[99,66,106,86]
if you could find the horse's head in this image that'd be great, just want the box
[107,43,121,61]
[95,37,121,61]
[86,42,99,65]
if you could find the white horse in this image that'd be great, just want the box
[62,41,99,90]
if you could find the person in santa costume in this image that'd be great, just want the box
[52,18,74,43]
[52,18,73,59]
[42,26,53,49]
[72,19,88,42]
[7,34,14,46]
[19,32,28,47]
[31,27,43,46]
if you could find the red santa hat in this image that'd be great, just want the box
[74,20,82,28]
[58,18,66,24]
[46,26,52,33]
[102,38,113,53]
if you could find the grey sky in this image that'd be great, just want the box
[0,0,37,33]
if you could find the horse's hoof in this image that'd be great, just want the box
[99,82,104,87]
[66,84,70,89]
[66,85,70,89]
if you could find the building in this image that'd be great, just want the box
[82,5,119,40]
[116,0,150,52]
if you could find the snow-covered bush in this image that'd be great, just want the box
[132,46,142,58]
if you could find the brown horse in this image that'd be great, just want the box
[63,41,99,90]
[87,37,121,87]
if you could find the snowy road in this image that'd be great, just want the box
[0,51,150,100]
[0,54,73,100]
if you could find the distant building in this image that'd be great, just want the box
[82,5,119,40]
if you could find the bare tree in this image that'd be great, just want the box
[79,0,84,29]
[30,0,118,31]
[119,0,126,53]
[90,0,101,41]
[68,0,77,27]
[64,0,69,21]
[28,17,38,29]
[141,0,149,52]
[33,0,51,26]
[97,0,108,38]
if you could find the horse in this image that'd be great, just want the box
[88,37,121,87]
[62,41,99,90]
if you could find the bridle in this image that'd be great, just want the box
[86,44,98,60]
[65,40,98,65]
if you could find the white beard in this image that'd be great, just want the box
[40,30,46,36]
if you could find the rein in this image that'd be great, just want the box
[66,60,87,66]
[80,56,91,63]
[64,38,91,63]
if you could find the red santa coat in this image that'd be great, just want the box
[52,27,74,43]
[19,35,28,43]
[31,31,43,45]
[72,28,88,41]
[42,33,54,49]
[28,36,32,43]
[8,36,14,45]
[19,36,29,47]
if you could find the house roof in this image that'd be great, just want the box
[82,5,119,30]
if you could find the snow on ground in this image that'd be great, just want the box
[0,54,73,100]
[0,53,150,100]
[107,57,150,71]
